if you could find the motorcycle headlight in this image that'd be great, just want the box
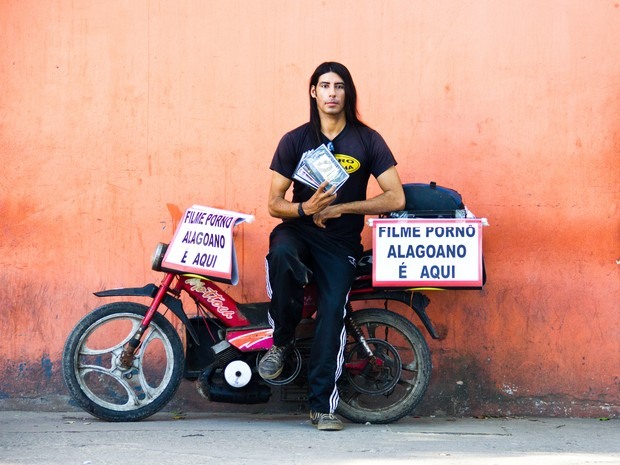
[151,243,169,271]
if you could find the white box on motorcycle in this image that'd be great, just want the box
[371,182,487,289]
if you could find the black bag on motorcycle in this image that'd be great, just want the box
[384,181,466,218]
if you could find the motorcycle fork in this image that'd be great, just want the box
[118,273,176,369]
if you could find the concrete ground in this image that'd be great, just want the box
[0,411,618,465]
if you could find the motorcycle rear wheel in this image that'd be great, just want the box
[62,302,184,422]
[337,308,432,424]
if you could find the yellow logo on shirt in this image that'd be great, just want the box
[335,154,360,174]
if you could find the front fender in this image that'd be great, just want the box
[94,283,160,299]
[94,284,199,344]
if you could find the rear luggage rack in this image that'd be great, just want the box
[382,209,467,219]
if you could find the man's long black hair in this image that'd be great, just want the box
[308,62,367,144]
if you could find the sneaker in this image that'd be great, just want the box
[258,343,293,380]
[310,411,344,431]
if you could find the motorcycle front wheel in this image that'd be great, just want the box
[337,308,432,424]
[62,302,184,422]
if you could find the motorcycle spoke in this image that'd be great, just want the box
[106,368,143,406]
[131,328,171,401]
[401,360,419,372]
[79,318,140,356]
[76,347,126,379]
[363,322,379,339]
[78,363,118,378]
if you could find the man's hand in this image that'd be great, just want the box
[268,174,338,219]
[310,166,406,228]
[313,204,342,228]
[302,181,337,216]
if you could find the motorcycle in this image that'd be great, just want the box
[63,189,480,424]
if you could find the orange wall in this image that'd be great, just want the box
[1,1,618,417]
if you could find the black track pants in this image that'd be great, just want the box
[265,221,360,414]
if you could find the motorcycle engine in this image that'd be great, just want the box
[184,316,224,379]
[187,316,272,404]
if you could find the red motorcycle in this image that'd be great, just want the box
[63,184,481,423]
[62,246,435,424]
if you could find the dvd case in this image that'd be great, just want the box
[293,144,349,192]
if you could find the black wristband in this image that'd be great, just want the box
[297,202,306,217]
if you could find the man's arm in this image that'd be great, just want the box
[313,166,405,228]
[267,171,337,219]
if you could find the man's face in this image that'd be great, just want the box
[311,72,346,117]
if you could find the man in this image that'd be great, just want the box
[259,62,405,431]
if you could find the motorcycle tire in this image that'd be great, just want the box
[337,308,432,424]
[62,302,184,422]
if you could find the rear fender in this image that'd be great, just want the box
[349,290,439,339]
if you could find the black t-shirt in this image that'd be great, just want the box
[269,122,397,244]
